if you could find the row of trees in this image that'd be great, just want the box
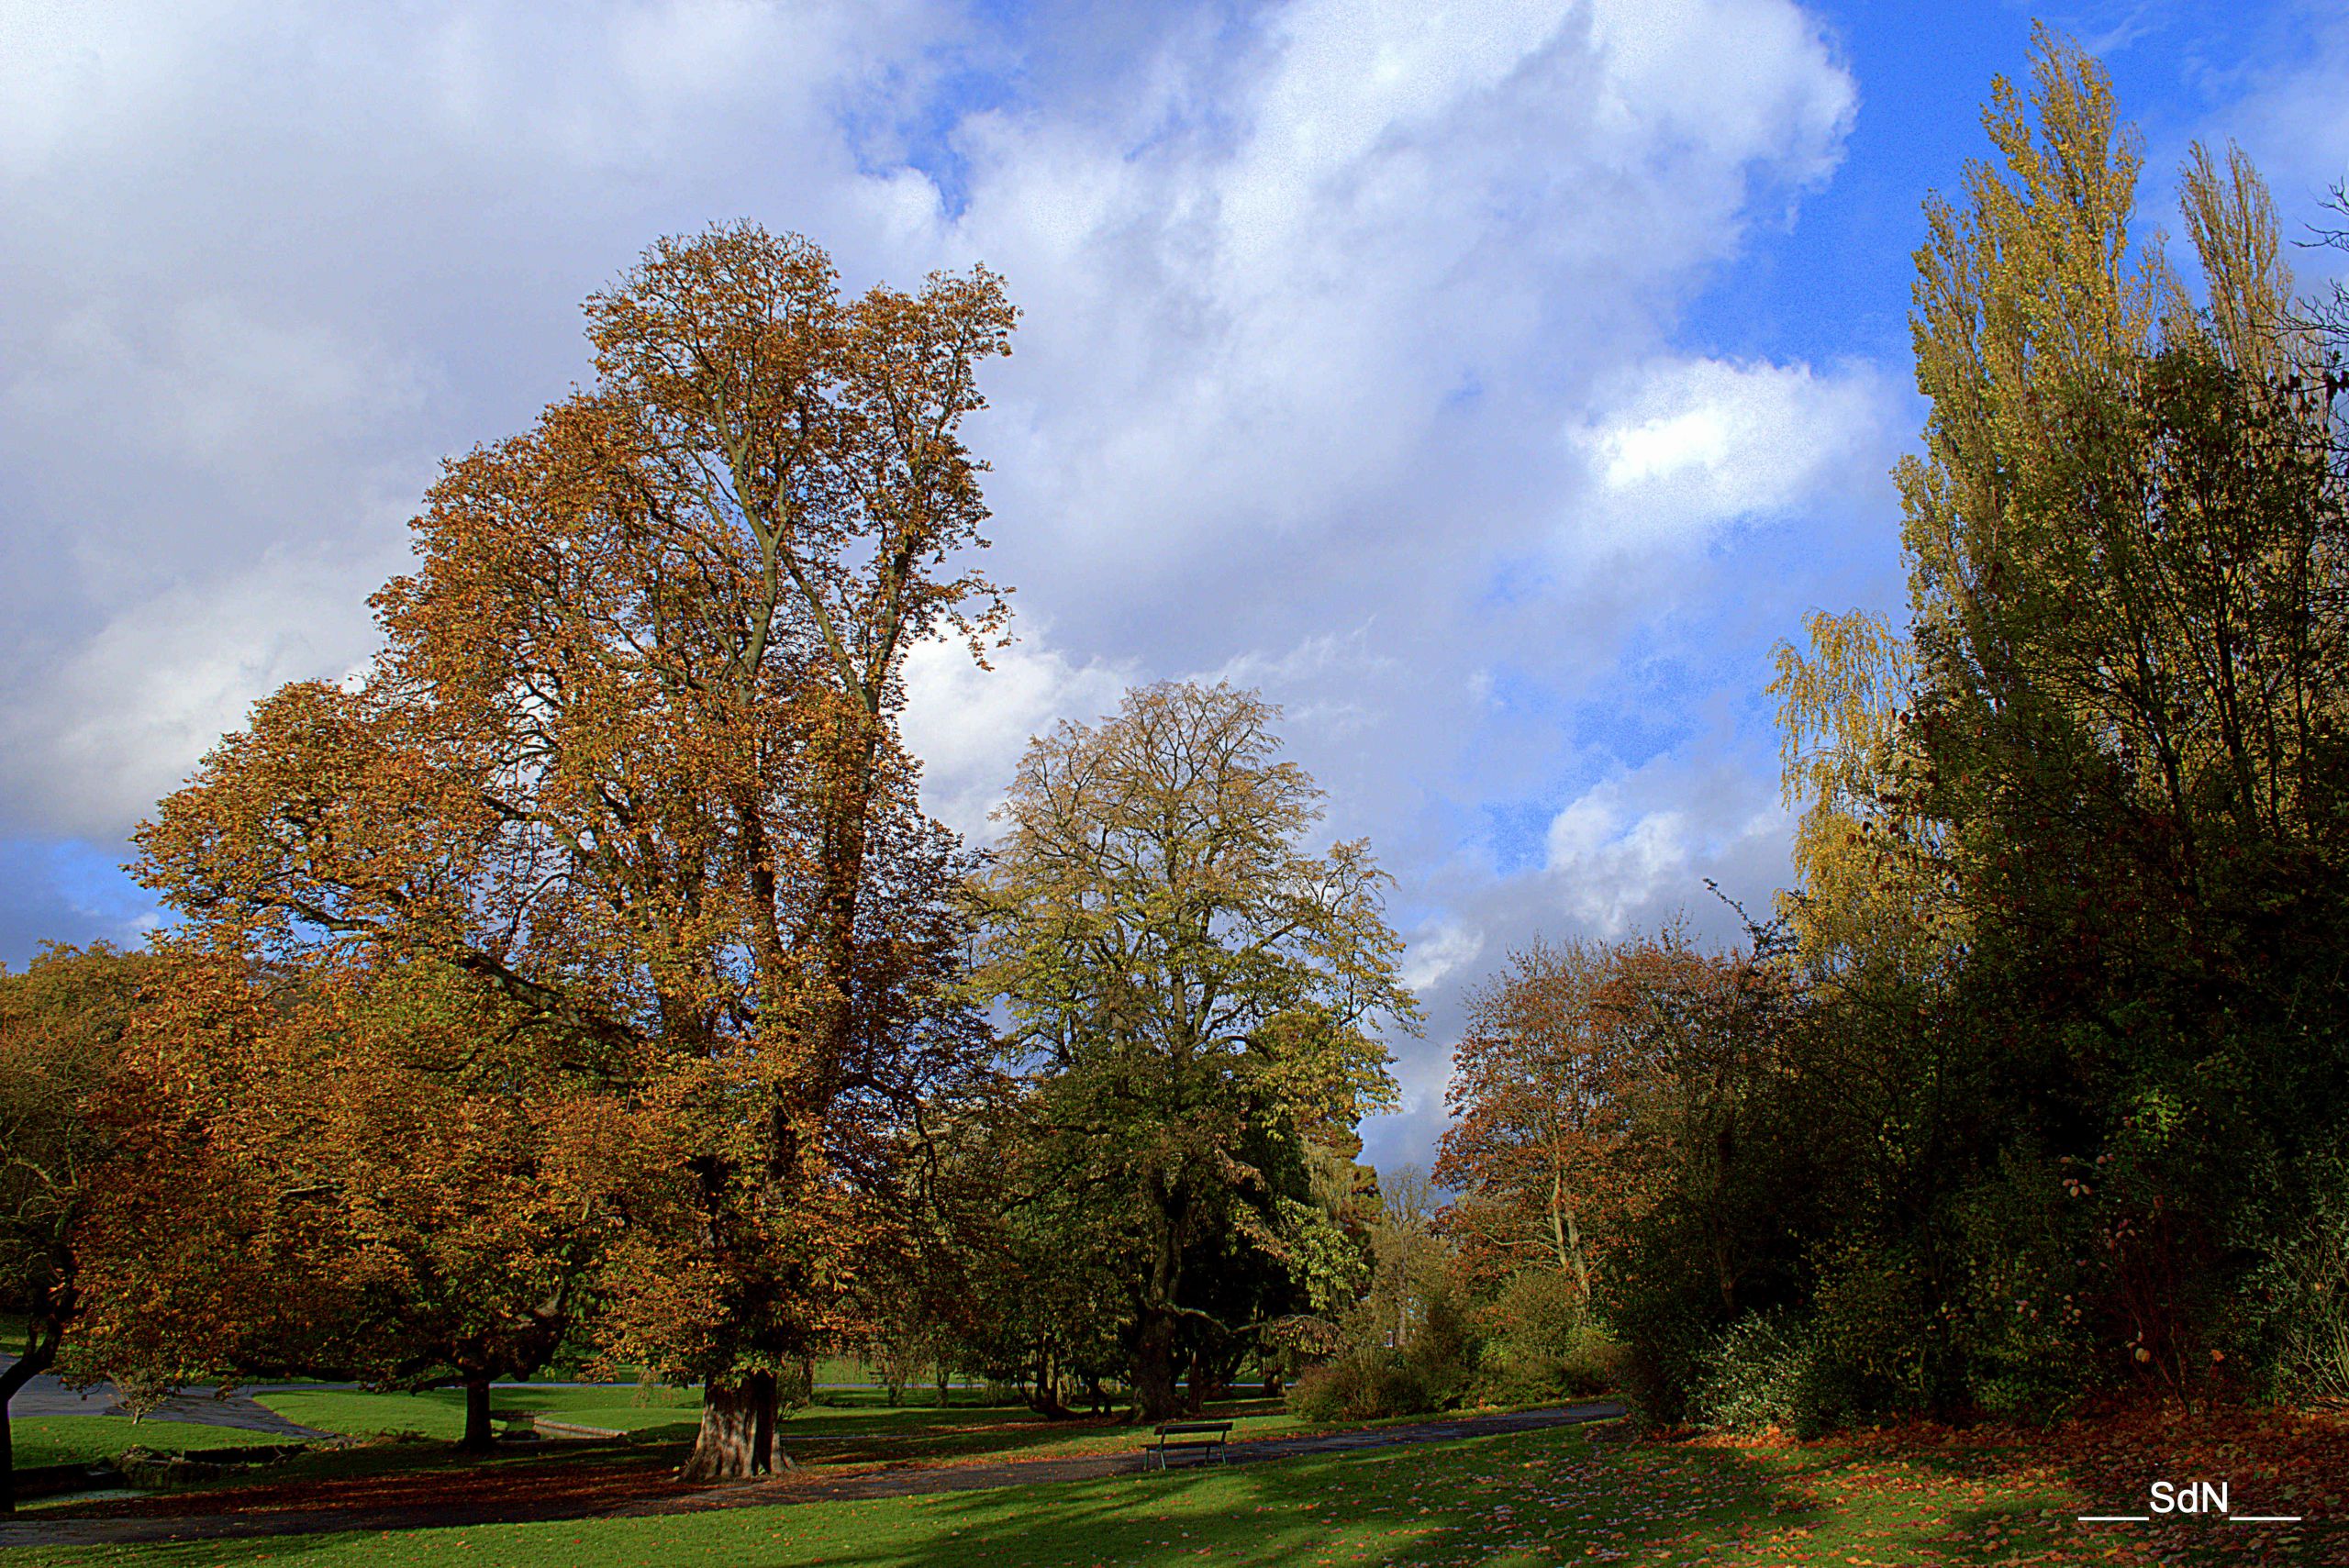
[1436,32,2349,1430]
[1,225,1420,1509]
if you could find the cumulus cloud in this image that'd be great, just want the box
[1571,357,1889,552]
[6,531,407,837]
[0,0,1893,1171]
[900,631,1136,841]
[1542,772,1789,936]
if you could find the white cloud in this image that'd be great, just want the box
[1540,771,1788,936]
[1400,917,1484,995]
[900,632,1135,841]
[0,0,1887,1178]
[1571,356,1889,551]
[6,535,403,836]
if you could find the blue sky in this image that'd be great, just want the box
[3,0,2343,1171]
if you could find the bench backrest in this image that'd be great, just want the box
[1153,1420,1234,1435]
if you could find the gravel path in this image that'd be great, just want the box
[0,1401,1624,1550]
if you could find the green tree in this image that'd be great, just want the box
[971,681,1416,1421]
[1758,28,2349,1418]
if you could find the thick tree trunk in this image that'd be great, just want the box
[458,1375,495,1453]
[1025,1342,1074,1418]
[1184,1345,1208,1416]
[935,1357,951,1409]
[1129,1311,1182,1424]
[1,1322,59,1516]
[681,1373,778,1482]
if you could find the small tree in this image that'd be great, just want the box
[67,945,637,1453]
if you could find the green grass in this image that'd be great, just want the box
[27,1421,2235,1568]
[254,1386,1346,1467]
[257,1385,705,1443]
[10,1417,287,1470]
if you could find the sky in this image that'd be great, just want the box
[3,0,2344,1173]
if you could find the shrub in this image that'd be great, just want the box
[1475,1270,1625,1402]
[1404,1290,1480,1407]
[1945,1148,2097,1422]
[1284,1348,1431,1422]
[1286,1284,1485,1423]
[1688,1311,1854,1438]
[2247,1157,2349,1408]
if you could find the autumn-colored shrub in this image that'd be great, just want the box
[1284,1349,1431,1423]
[1475,1270,1624,1402]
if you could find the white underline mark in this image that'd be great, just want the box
[2076,1516,2151,1523]
[2227,1517,2303,1523]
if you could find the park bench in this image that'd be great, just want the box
[1144,1418,1233,1469]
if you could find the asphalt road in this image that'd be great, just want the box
[1,1356,328,1440]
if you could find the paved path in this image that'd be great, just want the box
[2,1356,329,1442]
[0,1402,1623,1550]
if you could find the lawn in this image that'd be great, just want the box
[28,1414,2348,1567]
[255,1385,706,1443]
[10,1418,289,1471]
[253,1385,1331,1464]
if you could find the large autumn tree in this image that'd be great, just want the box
[135,224,1012,1478]
[970,681,1418,1421]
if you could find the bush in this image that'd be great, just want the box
[1688,1311,1854,1438]
[1284,1348,1431,1422]
[1404,1290,1479,1407]
[1945,1148,2097,1422]
[1475,1270,1625,1402]
[2247,1157,2349,1408]
[1286,1291,1482,1422]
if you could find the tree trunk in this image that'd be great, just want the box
[1129,1310,1182,1423]
[1184,1345,1208,1416]
[682,1372,778,1482]
[1025,1342,1073,1418]
[457,1374,495,1453]
[1,1321,60,1515]
[935,1356,950,1409]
